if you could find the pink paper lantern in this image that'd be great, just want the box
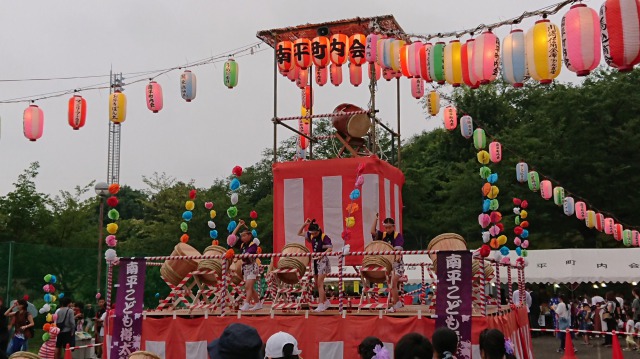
[349,63,362,86]
[146,81,163,113]
[600,0,640,71]
[315,66,328,86]
[382,67,396,81]
[287,66,299,82]
[330,64,342,86]
[472,31,500,85]
[632,230,640,246]
[407,41,423,78]
[613,223,624,241]
[575,201,587,219]
[461,39,480,89]
[23,104,44,141]
[296,68,308,89]
[540,180,553,200]
[365,33,380,63]
[604,217,615,234]
[443,106,457,130]
[368,62,381,80]
[489,141,502,163]
[410,78,424,99]
[562,4,602,76]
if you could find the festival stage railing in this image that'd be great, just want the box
[105,249,527,317]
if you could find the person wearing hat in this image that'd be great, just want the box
[370,213,405,312]
[231,220,262,311]
[207,323,264,359]
[298,218,332,312]
[265,331,302,359]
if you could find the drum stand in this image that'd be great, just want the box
[357,265,391,312]
[334,133,372,158]
[157,270,218,311]
[269,267,313,312]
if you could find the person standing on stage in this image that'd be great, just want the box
[298,219,332,312]
[232,220,262,311]
[370,213,405,312]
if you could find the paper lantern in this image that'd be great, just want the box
[540,180,552,199]
[407,41,422,78]
[311,36,330,68]
[302,85,313,109]
[562,4,601,76]
[330,64,343,86]
[575,201,587,220]
[613,223,624,241]
[109,91,127,124]
[146,81,163,113]
[473,128,486,149]
[349,34,366,66]
[296,68,308,89]
[443,106,457,130]
[595,213,605,232]
[527,171,540,191]
[286,66,299,82]
[365,33,379,63]
[502,29,527,87]
[632,230,640,246]
[526,19,562,84]
[180,70,197,102]
[399,44,411,77]
[444,40,463,87]
[585,210,596,228]
[330,34,349,66]
[23,104,44,141]
[553,186,565,206]
[299,107,311,149]
[349,63,362,86]
[419,43,434,82]
[460,115,473,139]
[472,31,500,84]
[389,40,405,71]
[426,90,440,116]
[624,229,633,246]
[489,141,502,163]
[516,162,528,183]
[461,39,480,89]
[315,66,328,86]
[293,38,312,69]
[382,68,396,81]
[600,0,640,71]
[276,41,294,73]
[224,58,239,89]
[368,62,381,80]
[429,42,446,84]
[410,78,424,99]
[376,38,390,68]
[604,217,615,234]
[67,95,86,130]
[563,196,575,216]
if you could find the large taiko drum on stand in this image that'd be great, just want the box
[9,352,40,359]
[361,241,395,283]
[228,259,244,285]
[197,245,227,285]
[427,233,495,281]
[160,243,201,286]
[332,104,371,140]
[277,243,310,284]
[129,351,161,359]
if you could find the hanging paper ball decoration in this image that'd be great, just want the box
[109,91,127,124]
[516,162,529,183]
[180,234,189,243]
[487,186,500,200]
[502,29,527,87]
[604,217,615,234]
[330,64,343,86]
[553,187,565,206]
[487,173,498,184]
[204,202,214,210]
[250,220,257,228]
[527,171,540,191]
[105,249,117,262]
[182,211,193,221]
[563,196,575,216]
[348,33,367,66]
[293,38,312,69]
[227,234,238,247]
[50,275,57,283]
[426,90,440,116]
[500,246,510,256]
[483,199,491,212]
[249,210,258,219]
[227,206,238,218]
[68,95,87,130]
[180,69,197,102]
[472,31,500,84]
[23,104,44,141]
[106,196,119,207]
[477,150,490,164]
[107,209,119,220]
[600,0,640,71]
[479,244,491,257]
[316,65,328,86]
[206,221,215,229]
[444,40,462,86]
[210,210,217,219]
[562,4,602,76]
[478,213,491,228]
[489,141,502,163]
[349,189,361,200]
[230,193,239,205]
[224,58,239,89]
[514,237,522,246]
[349,63,363,86]
[479,166,491,179]
[411,78,424,99]
[540,180,553,200]
[180,222,188,232]
[230,178,241,191]
[44,274,52,283]
[461,39,480,89]
[252,230,258,238]
[345,217,356,228]
[526,19,563,84]
[428,42,446,84]
[146,81,164,113]
[276,41,294,73]
[575,201,587,220]
[106,235,117,247]
[106,223,118,235]
[482,231,491,243]
[189,189,197,199]
[185,201,195,211]
[210,230,218,239]
[109,183,120,194]
[473,128,486,149]
[460,115,473,139]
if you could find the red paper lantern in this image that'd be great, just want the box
[613,223,624,240]
[276,41,294,74]
[23,104,44,141]
[287,66,299,82]
[349,62,362,86]
[302,85,313,109]
[296,68,308,89]
[68,95,86,130]
[330,34,349,66]
[443,106,457,130]
[315,66,328,86]
[368,62,381,80]
[419,43,433,82]
[461,39,480,89]
[293,38,312,69]
[349,34,366,66]
[600,0,640,71]
[410,78,424,99]
[330,64,342,86]
[311,36,330,68]
[146,81,163,113]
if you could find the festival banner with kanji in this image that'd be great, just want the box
[436,251,473,359]
[110,258,146,359]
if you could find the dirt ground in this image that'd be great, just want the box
[532,333,639,358]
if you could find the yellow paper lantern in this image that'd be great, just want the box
[106,223,118,235]
[444,40,463,87]
[426,90,440,116]
[108,91,127,124]
[525,19,562,84]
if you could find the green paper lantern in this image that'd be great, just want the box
[473,128,486,149]
[553,187,565,206]
[224,58,239,89]
[527,171,540,192]
[623,229,632,246]
[428,42,446,84]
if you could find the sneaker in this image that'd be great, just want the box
[239,302,250,311]
[313,303,326,312]
[250,302,263,311]
[556,348,564,353]
[393,301,403,310]
[324,300,331,309]
[387,306,396,313]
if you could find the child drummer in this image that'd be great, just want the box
[298,218,332,312]
[370,213,405,312]
[232,219,262,311]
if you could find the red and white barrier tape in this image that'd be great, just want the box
[531,328,640,337]
[275,110,370,122]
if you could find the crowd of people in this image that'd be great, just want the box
[205,323,516,359]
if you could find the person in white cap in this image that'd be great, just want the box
[265,331,302,359]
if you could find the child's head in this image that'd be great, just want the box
[240,229,253,244]
[432,327,458,358]
[382,218,396,234]
[357,336,384,359]
[308,220,321,236]
[395,333,433,359]
[480,329,511,359]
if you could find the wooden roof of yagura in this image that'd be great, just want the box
[256,15,408,48]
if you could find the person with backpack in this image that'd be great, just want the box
[603,291,618,347]
[298,218,333,312]
[54,297,75,359]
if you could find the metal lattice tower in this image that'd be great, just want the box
[107,72,124,184]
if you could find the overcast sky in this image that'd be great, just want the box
[0,0,587,196]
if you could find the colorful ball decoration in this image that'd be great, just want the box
[68,95,87,130]
[224,58,239,89]
[443,106,457,130]
[444,40,463,87]
[600,0,640,71]
[276,41,294,73]
[428,42,446,84]
[23,104,44,141]
[472,31,500,85]
[348,34,366,66]
[525,19,562,84]
[512,198,531,257]
[460,115,474,139]
[109,91,127,124]
[562,4,602,76]
[180,69,197,102]
[146,80,164,113]
[419,42,434,82]
[330,34,349,67]
[461,39,480,89]
[293,38,312,69]
[426,90,440,116]
[411,78,424,99]
[502,29,527,87]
